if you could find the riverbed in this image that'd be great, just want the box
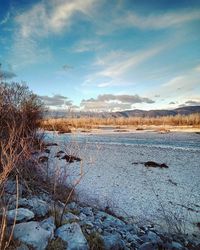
[45,131,200,235]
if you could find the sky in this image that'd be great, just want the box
[0,0,200,111]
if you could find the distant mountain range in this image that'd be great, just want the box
[45,106,200,119]
[115,106,200,118]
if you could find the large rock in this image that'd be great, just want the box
[18,197,50,217]
[13,221,52,250]
[55,222,89,250]
[40,217,56,240]
[6,208,34,224]
[102,234,125,250]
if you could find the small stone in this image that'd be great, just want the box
[81,207,94,217]
[6,208,34,224]
[102,233,125,250]
[139,242,157,250]
[171,241,184,249]
[18,197,50,217]
[61,212,79,224]
[79,212,87,221]
[66,202,78,210]
[96,211,126,229]
[140,231,162,244]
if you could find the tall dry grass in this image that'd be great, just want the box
[40,113,200,132]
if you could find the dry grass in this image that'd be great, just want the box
[40,113,200,132]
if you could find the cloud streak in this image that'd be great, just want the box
[83,44,166,88]
[15,0,96,38]
[0,12,10,25]
[117,9,200,30]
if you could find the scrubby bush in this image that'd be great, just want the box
[0,82,44,185]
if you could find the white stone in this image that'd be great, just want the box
[56,222,89,250]
[13,221,52,250]
[6,208,34,224]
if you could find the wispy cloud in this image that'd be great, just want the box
[117,9,200,30]
[10,36,52,68]
[153,65,200,103]
[11,0,97,67]
[15,0,96,38]
[84,44,165,87]
[0,12,10,25]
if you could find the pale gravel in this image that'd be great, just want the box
[46,132,200,234]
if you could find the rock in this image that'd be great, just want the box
[165,241,184,250]
[13,221,52,250]
[6,208,34,224]
[45,142,58,147]
[144,161,168,168]
[55,222,89,250]
[44,149,50,154]
[66,202,79,211]
[38,156,48,163]
[96,211,126,229]
[16,243,29,250]
[18,197,50,217]
[125,232,142,244]
[139,242,157,250]
[102,234,125,250]
[140,231,162,244]
[4,179,23,196]
[40,217,56,240]
[79,212,88,221]
[81,207,94,217]
[55,150,65,158]
[61,154,81,163]
[61,212,80,224]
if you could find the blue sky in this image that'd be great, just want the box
[0,0,200,111]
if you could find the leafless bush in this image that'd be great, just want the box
[0,82,44,186]
[0,82,44,248]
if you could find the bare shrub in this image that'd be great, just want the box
[0,82,44,248]
[0,82,44,185]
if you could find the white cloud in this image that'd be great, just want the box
[83,45,165,87]
[11,0,97,67]
[15,0,96,38]
[80,94,154,111]
[118,9,200,30]
[99,46,163,79]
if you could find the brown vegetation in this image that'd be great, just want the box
[40,113,200,132]
[0,82,44,248]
